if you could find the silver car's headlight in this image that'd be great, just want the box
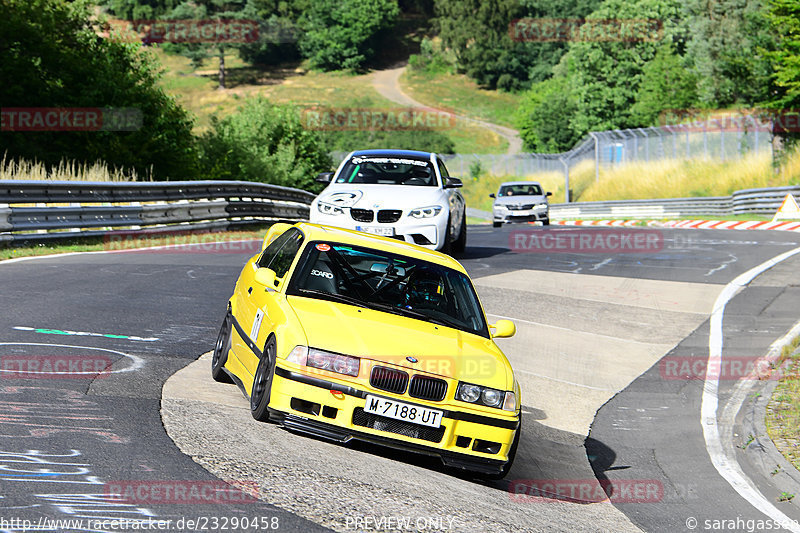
[494,204,508,212]
[534,203,548,210]
[317,202,344,216]
[408,206,443,219]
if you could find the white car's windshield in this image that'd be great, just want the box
[498,184,542,196]
[288,241,488,337]
[335,156,437,187]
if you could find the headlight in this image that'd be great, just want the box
[457,383,481,403]
[457,382,511,410]
[287,346,359,377]
[482,388,503,407]
[534,203,548,210]
[408,206,442,219]
[317,202,344,216]
[494,205,508,212]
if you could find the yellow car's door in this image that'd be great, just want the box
[232,228,305,381]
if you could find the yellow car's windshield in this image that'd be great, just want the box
[287,241,489,338]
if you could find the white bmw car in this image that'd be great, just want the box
[310,149,467,253]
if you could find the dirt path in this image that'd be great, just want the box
[371,66,523,155]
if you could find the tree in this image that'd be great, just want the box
[0,0,197,180]
[765,0,800,109]
[685,0,775,107]
[298,0,399,71]
[101,0,181,20]
[163,0,257,89]
[433,0,602,90]
[197,97,332,191]
[631,42,699,126]
[515,75,581,152]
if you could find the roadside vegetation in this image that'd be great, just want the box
[461,148,800,211]
[2,0,799,194]
[766,336,800,472]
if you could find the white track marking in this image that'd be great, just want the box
[0,342,144,375]
[701,245,800,531]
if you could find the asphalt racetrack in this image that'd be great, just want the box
[1,224,799,533]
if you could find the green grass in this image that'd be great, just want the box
[401,68,521,129]
[149,48,506,153]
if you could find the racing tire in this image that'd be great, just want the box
[492,221,502,228]
[453,215,467,254]
[542,218,550,226]
[251,336,277,422]
[211,313,234,383]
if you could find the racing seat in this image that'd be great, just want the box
[305,260,337,294]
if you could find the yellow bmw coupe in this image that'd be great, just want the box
[212,222,520,478]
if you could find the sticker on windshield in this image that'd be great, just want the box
[316,243,331,252]
[350,157,428,167]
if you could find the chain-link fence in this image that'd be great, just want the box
[330,115,775,201]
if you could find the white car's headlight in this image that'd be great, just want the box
[494,204,508,211]
[534,203,548,210]
[408,206,443,219]
[317,202,344,216]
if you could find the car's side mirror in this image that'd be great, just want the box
[546,192,552,197]
[254,268,277,288]
[262,222,293,251]
[490,319,516,338]
[489,193,496,198]
[316,172,334,183]
[444,177,463,189]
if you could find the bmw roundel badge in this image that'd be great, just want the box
[406,356,418,363]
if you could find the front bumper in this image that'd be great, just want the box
[310,209,447,250]
[493,208,549,224]
[268,365,518,475]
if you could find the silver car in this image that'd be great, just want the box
[490,181,552,227]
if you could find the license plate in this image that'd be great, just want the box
[363,395,443,428]
[356,226,394,237]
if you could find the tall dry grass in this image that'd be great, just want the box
[463,149,800,210]
[579,150,800,201]
[0,154,144,182]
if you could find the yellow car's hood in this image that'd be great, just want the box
[287,295,512,388]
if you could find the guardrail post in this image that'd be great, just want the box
[560,157,570,203]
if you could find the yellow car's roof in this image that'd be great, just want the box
[292,222,467,274]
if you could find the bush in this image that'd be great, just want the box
[197,97,332,192]
[320,128,456,155]
[0,0,197,180]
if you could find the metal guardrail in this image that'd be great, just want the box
[0,180,315,246]
[549,186,800,219]
[2,181,798,245]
